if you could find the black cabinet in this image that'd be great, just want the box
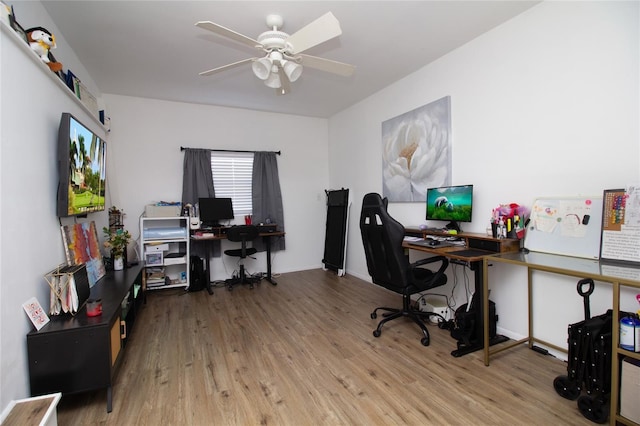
[27,265,143,412]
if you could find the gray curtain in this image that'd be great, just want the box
[181,148,215,205]
[181,148,221,257]
[252,151,285,252]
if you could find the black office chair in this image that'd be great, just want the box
[360,193,449,346]
[224,225,260,290]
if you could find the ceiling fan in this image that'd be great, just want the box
[195,12,355,95]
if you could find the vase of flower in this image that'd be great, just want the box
[113,256,124,271]
[103,224,131,271]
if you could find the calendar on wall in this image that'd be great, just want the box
[600,187,640,265]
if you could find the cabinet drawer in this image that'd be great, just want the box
[27,328,110,395]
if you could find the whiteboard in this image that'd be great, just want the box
[523,196,603,259]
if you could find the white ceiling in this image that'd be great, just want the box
[41,1,539,118]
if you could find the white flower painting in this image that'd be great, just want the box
[382,96,451,202]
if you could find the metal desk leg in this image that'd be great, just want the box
[452,259,508,358]
[483,258,490,366]
[107,385,112,413]
[264,235,277,285]
[204,245,213,295]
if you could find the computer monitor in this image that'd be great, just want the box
[425,184,473,232]
[199,197,234,227]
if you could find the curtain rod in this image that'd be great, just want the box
[180,147,281,155]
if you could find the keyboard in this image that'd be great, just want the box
[255,225,277,233]
[408,240,458,248]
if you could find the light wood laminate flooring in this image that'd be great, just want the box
[57,269,593,425]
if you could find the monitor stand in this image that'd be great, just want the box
[445,221,461,233]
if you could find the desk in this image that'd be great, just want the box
[191,229,285,294]
[482,251,640,425]
[403,230,519,357]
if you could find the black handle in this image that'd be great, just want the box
[577,278,595,319]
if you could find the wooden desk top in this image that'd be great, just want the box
[403,231,520,262]
[405,227,509,242]
[191,231,285,240]
[403,241,493,262]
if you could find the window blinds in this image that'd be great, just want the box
[210,152,253,216]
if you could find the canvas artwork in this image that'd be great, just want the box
[381,96,452,202]
[61,221,105,287]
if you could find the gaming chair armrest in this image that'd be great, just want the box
[411,256,449,282]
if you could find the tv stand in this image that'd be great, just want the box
[26,266,143,412]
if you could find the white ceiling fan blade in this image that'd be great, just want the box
[195,21,261,49]
[298,54,355,77]
[286,12,342,54]
[199,58,255,76]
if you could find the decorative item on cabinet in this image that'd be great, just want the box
[103,207,132,270]
[43,263,90,315]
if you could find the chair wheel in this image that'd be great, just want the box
[553,375,581,400]
[373,330,381,338]
[371,312,377,319]
[577,394,609,424]
[421,336,430,346]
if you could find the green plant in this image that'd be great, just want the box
[102,226,131,258]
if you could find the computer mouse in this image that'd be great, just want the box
[428,240,441,246]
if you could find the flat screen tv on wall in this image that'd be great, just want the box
[57,113,107,217]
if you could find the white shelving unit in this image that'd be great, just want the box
[140,216,190,291]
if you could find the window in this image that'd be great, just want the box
[210,152,253,216]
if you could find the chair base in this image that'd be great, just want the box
[371,293,444,346]
[225,265,261,290]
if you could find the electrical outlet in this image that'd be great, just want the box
[420,296,450,323]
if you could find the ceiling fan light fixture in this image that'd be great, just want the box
[197,12,355,95]
[264,72,281,89]
[283,60,303,82]
[252,57,272,80]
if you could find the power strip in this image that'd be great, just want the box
[419,296,451,323]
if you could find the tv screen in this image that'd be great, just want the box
[199,197,234,227]
[57,113,107,217]
[426,184,473,230]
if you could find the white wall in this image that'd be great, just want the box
[329,1,639,352]
[0,1,107,409]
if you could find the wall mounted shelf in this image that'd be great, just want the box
[1,20,106,131]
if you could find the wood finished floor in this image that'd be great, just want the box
[56,269,593,425]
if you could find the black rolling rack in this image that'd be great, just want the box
[322,188,350,276]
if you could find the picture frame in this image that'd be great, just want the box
[60,221,106,288]
[145,251,163,267]
[381,96,452,203]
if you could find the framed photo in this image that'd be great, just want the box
[145,251,163,267]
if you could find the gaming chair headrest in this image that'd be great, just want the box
[362,193,387,211]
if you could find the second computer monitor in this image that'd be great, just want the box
[199,197,234,227]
